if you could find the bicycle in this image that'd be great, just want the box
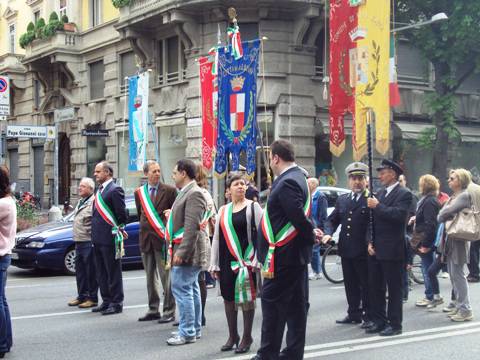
[321,241,344,284]
[409,253,425,285]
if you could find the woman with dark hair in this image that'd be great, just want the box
[0,165,16,357]
[210,172,263,354]
[195,164,216,326]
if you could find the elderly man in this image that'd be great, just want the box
[91,161,127,315]
[68,177,98,308]
[134,161,177,323]
[366,159,412,336]
[166,159,209,346]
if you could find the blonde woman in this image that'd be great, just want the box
[438,169,473,321]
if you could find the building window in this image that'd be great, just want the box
[34,10,41,23]
[397,41,430,86]
[8,24,15,53]
[120,51,137,94]
[59,0,67,18]
[89,60,105,100]
[314,28,326,77]
[90,0,101,27]
[238,23,259,42]
[86,126,107,179]
[158,36,187,85]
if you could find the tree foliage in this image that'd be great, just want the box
[395,0,480,183]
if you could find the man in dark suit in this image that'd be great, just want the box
[252,140,322,360]
[323,162,370,327]
[91,161,127,315]
[134,160,177,323]
[366,159,413,336]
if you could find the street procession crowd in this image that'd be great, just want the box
[1,139,480,359]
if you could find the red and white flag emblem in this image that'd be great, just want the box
[230,93,245,131]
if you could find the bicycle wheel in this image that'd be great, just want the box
[321,245,344,284]
[410,253,425,285]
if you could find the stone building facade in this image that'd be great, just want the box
[1,0,480,207]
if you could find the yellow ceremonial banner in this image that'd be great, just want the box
[353,0,390,160]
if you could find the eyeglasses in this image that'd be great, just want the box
[447,177,456,182]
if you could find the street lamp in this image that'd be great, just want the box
[391,12,448,33]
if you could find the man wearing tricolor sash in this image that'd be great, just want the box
[91,161,127,316]
[253,140,322,360]
[166,159,210,346]
[134,161,177,323]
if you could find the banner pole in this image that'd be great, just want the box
[366,109,375,246]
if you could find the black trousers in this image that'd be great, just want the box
[93,245,124,306]
[342,257,369,320]
[468,241,480,278]
[257,265,308,360]
[368,256,403,329]
[75,242,98,302]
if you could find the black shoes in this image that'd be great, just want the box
[221,336,240,351]
[336,316,362,324]
[235,341,253,354]
[365,323,385,334]
[467,275,480,283]
[380,325,402,336]
[91,303,109,313]
[101,305,123,315]
[138,313,161,322]
[158,315,175,324]
[360,320,375,329]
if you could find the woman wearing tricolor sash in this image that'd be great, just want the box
[210,172,263,354]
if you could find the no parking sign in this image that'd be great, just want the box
[0,76,10,116]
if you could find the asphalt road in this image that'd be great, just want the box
[5,266,480,360]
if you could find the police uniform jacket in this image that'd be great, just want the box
[257,166,315,268]
[372,184,412,261]
[324,190,370,259]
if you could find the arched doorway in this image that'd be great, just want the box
[58,133,71,205]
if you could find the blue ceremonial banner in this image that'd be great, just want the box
[215,39,260,178]
[128,72,149,172]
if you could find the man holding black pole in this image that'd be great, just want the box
[366,159,412,336]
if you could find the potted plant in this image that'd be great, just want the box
[61,15,76,32]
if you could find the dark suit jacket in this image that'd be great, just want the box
[92,181,127,247]
[257,166,315,269]
[324,190,369,259]
[372,184,413,261]
[134,183,177,253]
[414,194,440,248]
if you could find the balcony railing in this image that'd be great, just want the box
[158,69,187,85]
[314,65,324,78]
[121,0,171,17]
[23,32,79,61]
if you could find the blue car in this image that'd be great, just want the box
[12,196,141,275]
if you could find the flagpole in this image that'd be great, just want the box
[366,109,375,245]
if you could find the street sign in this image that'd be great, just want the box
[46,126,56,139]
[82,129,109,137]
[0,76,10,116]
[54,107,75,123]
[6,125,49,139]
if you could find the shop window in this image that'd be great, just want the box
[89,60,104,100]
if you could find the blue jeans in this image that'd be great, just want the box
[0,255,12,353]
[420,251,435,300]
[311,244,322,274]
[171,266,202,339]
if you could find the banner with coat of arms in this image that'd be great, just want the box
[214,39,260,178]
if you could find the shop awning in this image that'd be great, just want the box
[394,121,434,140]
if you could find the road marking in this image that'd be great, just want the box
[11,304,148,320]
[328,286,344,290]
[6,275,146,289]
[216,322,480,360]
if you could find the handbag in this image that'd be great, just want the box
[445,206,480,241]
[409,229,427,252]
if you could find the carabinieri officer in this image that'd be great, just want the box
[323,162,371,328]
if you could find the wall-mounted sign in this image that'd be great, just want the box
[0,76,10,116]
[54,107,75,123]
[82,129,109,137]
[6,125,49,139]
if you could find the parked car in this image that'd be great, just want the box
[318,186,351,215]
[12,196,141,275]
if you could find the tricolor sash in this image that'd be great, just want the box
[261,181,311,278]
[135,184,166,239]
[94,190,127,260]
[220,203,256,304]
[165,208,214,270]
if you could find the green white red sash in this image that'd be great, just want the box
[261,181,311,278]
[136,184,166,239]
[220,203,256,304]
[94,190,127,260]
[165,208,214,269]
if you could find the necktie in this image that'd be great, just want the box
[150,187,156,201]
[98,185,103,193]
